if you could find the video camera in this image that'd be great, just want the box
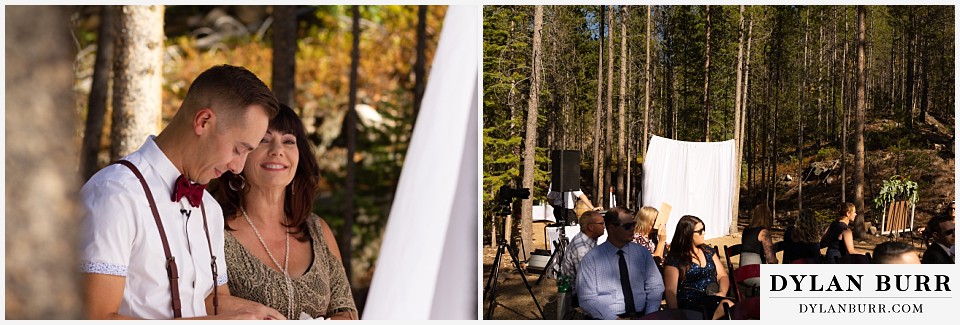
[496,185,530,215]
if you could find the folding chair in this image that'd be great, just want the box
[732,264,761,300]
[722,244,744,301]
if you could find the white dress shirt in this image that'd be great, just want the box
[80,136,228,319]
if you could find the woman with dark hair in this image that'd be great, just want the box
[740,204,779,266]
[820,202,864,263]
[781,210,823,264]
[212,104,357,320]
[663,215,735,320]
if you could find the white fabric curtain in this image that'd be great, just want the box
[362,6,478,320]
[642,135,735,241]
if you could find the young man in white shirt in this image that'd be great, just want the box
[80,65,285,319]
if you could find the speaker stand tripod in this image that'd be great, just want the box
[483,217,544,320]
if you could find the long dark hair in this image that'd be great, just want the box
[665,215,705,281]
[792,210,821,244]
[211,104,320,241]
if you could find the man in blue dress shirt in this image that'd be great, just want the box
[577,207,664,319]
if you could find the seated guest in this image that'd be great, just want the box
[820,202,864,263]
[921,215,955,264]
[560,210,605,290]
[741,204,778,266]
[577,207,665,320]
[632,206,667,264]
[781,210,823,264]
[737,204,778,296]
[872,241,920,264]
[212,104,358,319]
[664,215,735,320]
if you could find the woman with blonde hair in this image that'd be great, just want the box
[632,206,666,263]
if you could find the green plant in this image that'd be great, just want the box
[872,175,919,211]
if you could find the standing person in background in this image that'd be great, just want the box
[608,186,617,208]
[212,104,358,319]
[547,183,601,226]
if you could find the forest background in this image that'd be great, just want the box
[482,5,955,260]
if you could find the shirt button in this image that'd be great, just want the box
[192,281,196,288]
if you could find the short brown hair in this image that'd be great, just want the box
[179,65,279,125]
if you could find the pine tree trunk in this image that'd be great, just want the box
[852,5,868,239]
[520,5,543,259]
[6,5,83,319]
[272,5,297,107]
[731,5,745,234]
[342,5,361,285]
[593,5,605,205]
[841,13,848,204]
[604,6,614,206]
[904,8,916,129]
[414,5,428,123]
[703,5,711,142]
[644,5,651,158]
[81,5,116,180]
[743,20,754,201]
[799,13,807,213]
[616,6,629,202]
[111,5,164,160]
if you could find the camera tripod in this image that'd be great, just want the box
[483,214,544,320]
[536,220,570,285]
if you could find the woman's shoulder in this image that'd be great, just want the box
[701,245,717,255]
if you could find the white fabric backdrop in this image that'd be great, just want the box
[361,6,477,320]
[642,135,736,242]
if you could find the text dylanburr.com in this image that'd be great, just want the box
[761,265,957,320]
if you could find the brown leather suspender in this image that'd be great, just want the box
[112,160,219,318]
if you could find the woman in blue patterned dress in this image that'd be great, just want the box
[663,215,735,320]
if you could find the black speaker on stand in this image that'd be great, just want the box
[551,150,580,192]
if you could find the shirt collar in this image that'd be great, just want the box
[139,135,184,195]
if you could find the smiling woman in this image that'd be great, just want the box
[210,104,358,320]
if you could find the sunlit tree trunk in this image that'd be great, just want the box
[617,6,627,204]
[593,5,605,204]
[520,5,543,259]
[852,5,867,239]
[110,5,163,160]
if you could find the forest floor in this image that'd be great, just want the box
[481,114,955,320]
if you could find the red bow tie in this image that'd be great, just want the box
[172,175,206,208]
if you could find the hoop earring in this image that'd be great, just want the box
[228,174,246,192]
[288,183,295,195]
